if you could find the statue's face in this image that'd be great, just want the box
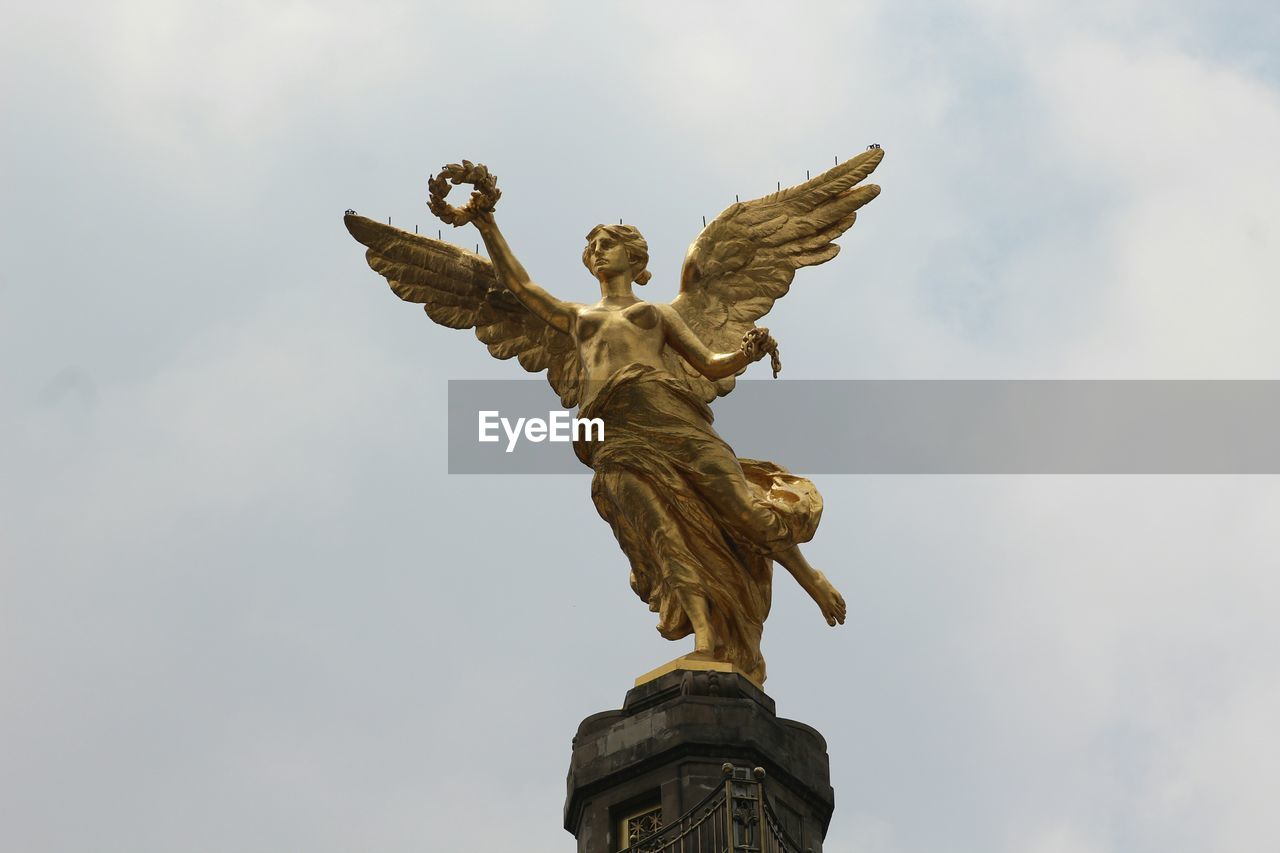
[586,231,632,278]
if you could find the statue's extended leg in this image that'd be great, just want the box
[674,588,715,656]
[774,545,847,627]
[687,458,792,551]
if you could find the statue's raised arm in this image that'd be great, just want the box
[424,161,579,333]
[343,161,583,406]
[471,211,578,335]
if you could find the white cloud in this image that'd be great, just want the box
[3,3,1279,852]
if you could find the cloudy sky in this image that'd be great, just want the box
[2,1,1278,851]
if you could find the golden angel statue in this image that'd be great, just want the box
[345,149,883,684]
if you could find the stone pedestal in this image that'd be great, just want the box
[565,669,834,853]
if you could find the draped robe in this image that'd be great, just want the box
[573,364,822,684]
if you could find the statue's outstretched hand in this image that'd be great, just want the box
[741,328,774,361]
[741,328,782,377]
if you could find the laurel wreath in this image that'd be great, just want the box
[427,160,501,226]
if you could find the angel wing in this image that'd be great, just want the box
[667,147,884,401]
[344,213,582,406]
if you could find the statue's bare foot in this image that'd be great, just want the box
[810,571,847,626]
[683,649,720,662]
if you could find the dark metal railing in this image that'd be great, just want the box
[624,764,808,853]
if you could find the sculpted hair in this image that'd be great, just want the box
[583,224,652,285]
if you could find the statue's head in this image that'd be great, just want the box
[583,224,652,286]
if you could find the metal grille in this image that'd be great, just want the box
[623,804,664,849]
[622,764,808,853]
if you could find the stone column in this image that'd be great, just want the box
[565,669,834,853]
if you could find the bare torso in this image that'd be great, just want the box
[574,299,669,402]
